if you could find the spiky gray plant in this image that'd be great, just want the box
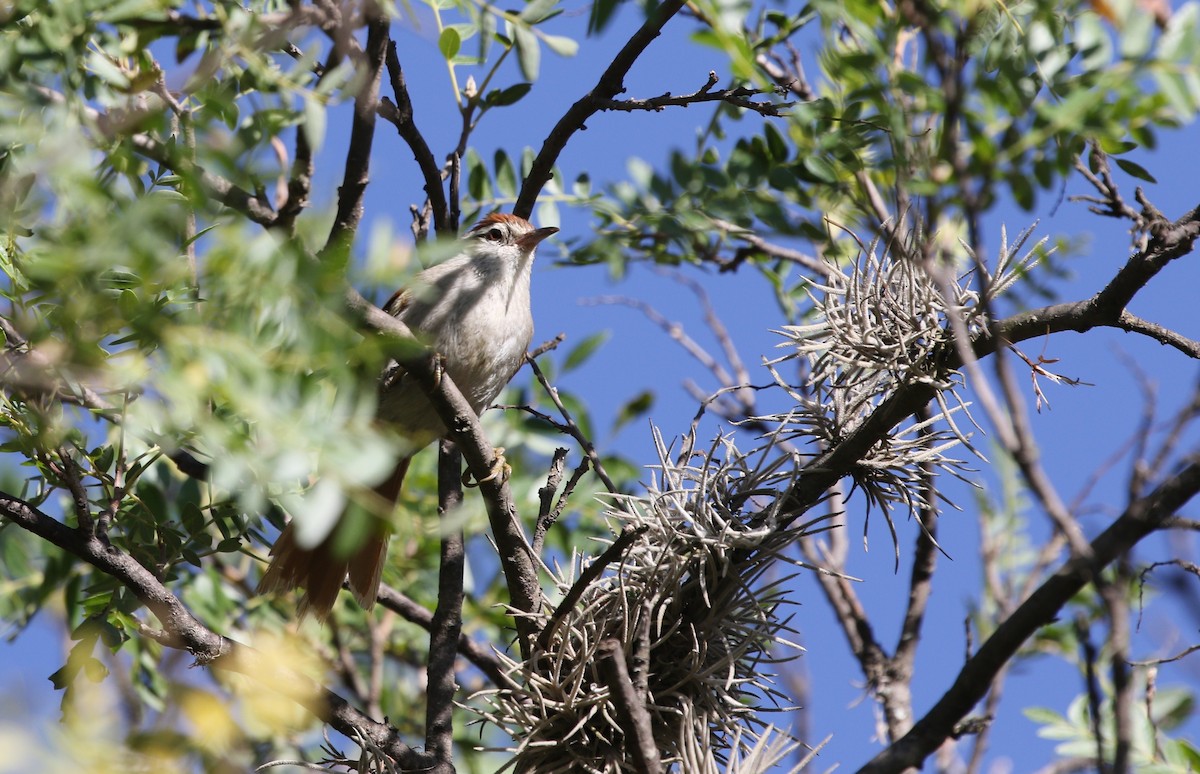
[764,225,1048,543]
[473,430,832,773]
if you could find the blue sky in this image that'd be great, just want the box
[4,2,1200,771]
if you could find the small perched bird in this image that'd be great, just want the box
[258,213,557,619]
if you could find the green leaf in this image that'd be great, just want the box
[799,155,839,184]
[180,502,206,535]
[1098,137,1138,155]
[466,148,492,201]
[485,82,532,107]
[83,657,109,682]
[536,198,560,229]
[86,51,130,90]
[47,665,71,690]
[302,94,326,152]
[588,0,620,35]
[513,24,540,81]
[541,34,578,57]
[495,149,517,198]
[176,30,202,64]
[562,331,609,373]
[438,27,461,61]
[614,390,654,431]
[1114,157,1157,183]
[1120,9,1156,60]
[519,0,558,22]
[1009,169,1035,210]
[573,172,591,197]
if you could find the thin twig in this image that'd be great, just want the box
[380,41,449,235]
[525,354,618,494]
[598,71,793,117]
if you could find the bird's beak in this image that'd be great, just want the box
[518,226,558,250]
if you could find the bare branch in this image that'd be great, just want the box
[1073,613,1107,767]
[379,41,450,236]
[708,218,836,280]
[514,0,689,218]
[533,448,569,556]
[1115,310,1200,358]
[1129,643,1200,666]
[893,407,941,675]
[526,354,618,495]
[598,71,794,117]
[373,583,508,687]
[323,16,389,254]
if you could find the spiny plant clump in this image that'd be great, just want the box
[764,225,1049,545]
[474,430,830,773]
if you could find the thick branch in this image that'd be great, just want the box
[513,0,689,218]
[857,454,1200,773]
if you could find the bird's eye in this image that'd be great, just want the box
[484,227,504,242]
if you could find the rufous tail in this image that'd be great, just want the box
[258,457,411,621]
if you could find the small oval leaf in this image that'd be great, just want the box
[563,331,609,373]
[542,34,578,57]
[513,25,540,81]
[438,27,461,61]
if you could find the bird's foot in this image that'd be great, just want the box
[462,447,510,488]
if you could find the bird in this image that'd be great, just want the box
[258,212,557,620]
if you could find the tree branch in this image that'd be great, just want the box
[426,439,466,771]
[379,41,450,236]
[513,0,689,219]
[526,355,618,495]
[597,71,793,117]
[857,453,1200,773]
[374,583,508,688]
[323,15,389,254]
[597,637,665,774]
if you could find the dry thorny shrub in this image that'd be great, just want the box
[469,226,1049,772]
